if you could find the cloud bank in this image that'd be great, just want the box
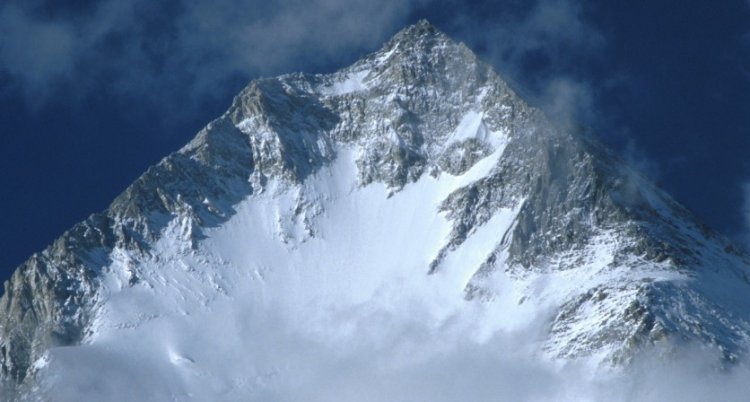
[33,295,750,402]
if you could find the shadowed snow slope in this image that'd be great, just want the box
[3,20,750,401]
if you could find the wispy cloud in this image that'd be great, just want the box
[538,77,595,130]
[429,0,606,134]
[439,0,669,184]
[0,0,424,114]
[0,0,607,126]
[37,289,750,401]
[446,0,605,78]
[0,3,79,101]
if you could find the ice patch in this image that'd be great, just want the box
[319,69,370,96]
[446,110,509,152]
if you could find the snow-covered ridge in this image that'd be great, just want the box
[2,19,750,400]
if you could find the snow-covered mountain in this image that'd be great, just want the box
[3,20,750,401]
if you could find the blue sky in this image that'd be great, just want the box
[1,0,749,282]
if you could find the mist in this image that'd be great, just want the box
[35,297,750,402]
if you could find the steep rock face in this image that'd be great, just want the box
[0,214,110,383]
[2,20,750,398]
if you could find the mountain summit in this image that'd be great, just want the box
[3,20,750,400]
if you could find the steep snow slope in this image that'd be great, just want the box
[3,20,750,401]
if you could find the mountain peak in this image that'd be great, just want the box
[374,19,468,63]
[3,19,750,400]
[393,19,444,41]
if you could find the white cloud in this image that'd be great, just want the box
[0,0,604,113]
[433,0,608,137]
[539,77,595,130]
[0,3,78,101]
[36,300,750,402]
[0,0,612,132]
[0,0,424,113]
[446,0,604,73]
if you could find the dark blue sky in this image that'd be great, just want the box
[1,0,749,282]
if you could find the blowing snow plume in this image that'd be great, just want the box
[2,20,750,401]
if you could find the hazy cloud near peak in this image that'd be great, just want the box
[538,77,594,129]
[0,0,605,118]
[446,0,604,74]
[0,0,427,114]
[434,0,607,135]
[0,3,78,98]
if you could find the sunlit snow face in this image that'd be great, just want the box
[30,144,750,402]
